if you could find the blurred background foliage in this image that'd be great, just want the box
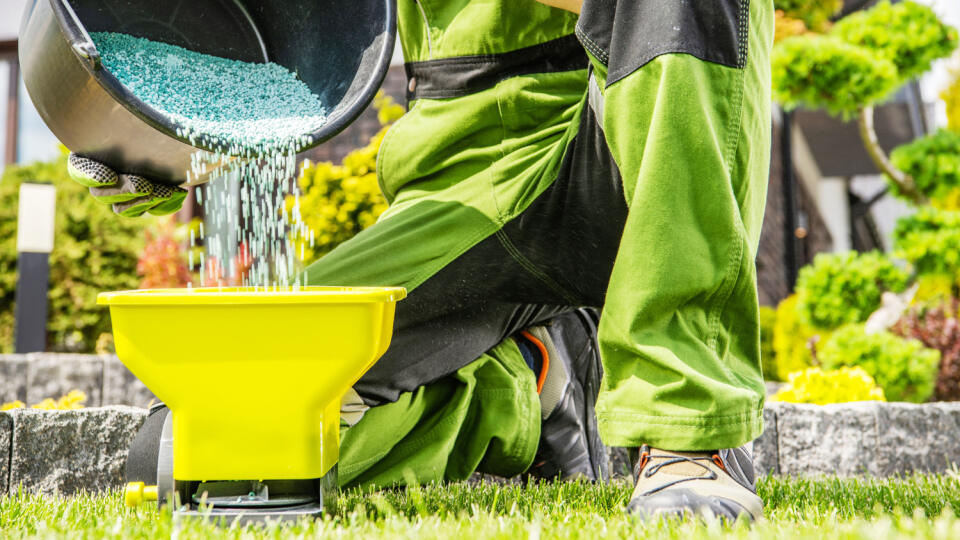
[0,150,153,353]
[772,1,957,119]
[764,1,960,406]
[795,251,909,330]
[288,93,402,265]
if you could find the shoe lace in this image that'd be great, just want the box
[637,449,726,496]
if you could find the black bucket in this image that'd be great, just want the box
[19,0,397,185]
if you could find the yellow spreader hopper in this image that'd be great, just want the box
[98,286,405,522]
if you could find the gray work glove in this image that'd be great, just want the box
[67,154,187,217]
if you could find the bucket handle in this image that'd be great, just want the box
[53,0,101,70]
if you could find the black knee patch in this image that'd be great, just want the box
[577,0,749,84]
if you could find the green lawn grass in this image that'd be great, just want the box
[2,475,960,539]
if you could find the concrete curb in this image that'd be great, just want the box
[0,354,155,408]
[1,354,959,493]
[1,407,146,496]
[753,402,960,477]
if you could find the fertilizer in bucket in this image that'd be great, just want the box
[92,32,326,289]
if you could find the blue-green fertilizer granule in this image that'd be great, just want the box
[91,32,326,156]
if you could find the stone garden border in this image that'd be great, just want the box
[0,355,958,495]
[0,353,156,409]
[754,401,960,477]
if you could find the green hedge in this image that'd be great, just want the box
[772,1,957,118]
[819,324,939,403]
[0,152,153,352]
[795,251,909,330]
[893,208,960,280]
[888,129,960,204]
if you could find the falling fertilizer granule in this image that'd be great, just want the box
[92,32,326,290]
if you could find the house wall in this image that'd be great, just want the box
[757,121,833,306]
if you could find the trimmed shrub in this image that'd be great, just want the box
[831,1,958,83]
[772,295,821,381]
[819,324,940,403]
[772,1,957,118]
[887,129,960,204]
[893,208,960,282]
[771,366,885,405]
[772,35,898,118]
[795,251,909,330]
[760,305,779,381]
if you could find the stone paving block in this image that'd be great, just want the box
[25,353,104,407]
[0,412,11,494]
[775,402,880,476]
[0,354,28,404]
[8,406,146,495]
[754,405,779,476]
[876,402,960,476]
[102,356,157,408]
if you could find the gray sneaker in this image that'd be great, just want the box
[521,309,609,482]
[626,445,763,521]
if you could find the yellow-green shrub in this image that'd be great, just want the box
[771,366,885,405]
[772,295,823,381]
[945,69,960,132]
[819,324,940,403]
[289,93,404,265]
[795,251,908,330]
[759,305,779,381]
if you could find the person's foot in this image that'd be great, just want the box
[516,309,609,482]
[626,445,763,521]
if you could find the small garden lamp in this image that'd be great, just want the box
[14,182,56,353]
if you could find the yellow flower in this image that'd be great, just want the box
[287,94,397,265]
[31,398,58,410]
[1,400,25,411]
[772,366,886,405]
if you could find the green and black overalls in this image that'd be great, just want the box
[304,0,775,487]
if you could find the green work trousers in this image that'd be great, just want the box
[305,0,774,487]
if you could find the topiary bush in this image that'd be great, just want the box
[772,1,957,120]
[772,294,822,381]
[893,206,960,240]
[887,129,960,204]
[795,251,909,330]
[893,208,960,284]
[831,1,958,83]
[818,324,940,403]
[772,35,899,119]
[0,151,154,352]
[771,366,885,405]
[760,305,779,381]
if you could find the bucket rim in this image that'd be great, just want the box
[97,286,407,305]
[48,0,397,158]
